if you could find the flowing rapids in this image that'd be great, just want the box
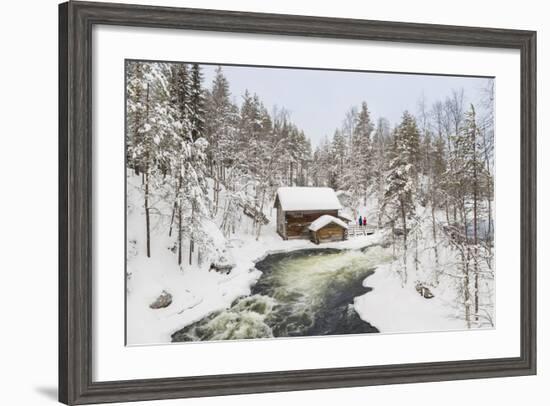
[171,245,392,342]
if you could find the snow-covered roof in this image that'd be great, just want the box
[337,211,353,222]
[308,215,349,232]
[274,187,342,212]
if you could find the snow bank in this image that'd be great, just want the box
[354,263,467,334]
[127,174,381,345]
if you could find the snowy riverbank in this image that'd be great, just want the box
[354,262,467,334]
[127,220,471,345]
[126,204,383,345]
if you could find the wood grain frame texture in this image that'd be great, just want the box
[58,1,537,404]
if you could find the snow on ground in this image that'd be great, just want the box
[126,175,382,345]
[127,174,490,345]
[127,221,382,345]
[354,200,494,333]
[354,262,467,333]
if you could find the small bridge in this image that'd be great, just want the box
[347,224,376,238]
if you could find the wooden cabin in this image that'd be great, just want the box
[274,187,346,240]
[309,215,349,244]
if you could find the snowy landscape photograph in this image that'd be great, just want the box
[125,60,495,346]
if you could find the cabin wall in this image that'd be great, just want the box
[317,224,346,241]
[311,224,347,244]
[276,205,285,238]
[285,210,338,239]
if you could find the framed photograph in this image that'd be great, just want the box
[59,1,536,404]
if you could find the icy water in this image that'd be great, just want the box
[171,245,392,342]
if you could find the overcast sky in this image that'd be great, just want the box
[202,64,492,148]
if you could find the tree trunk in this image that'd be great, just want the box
[168,200,177,237]
[144,168,151,258]
[463,247,471,328]
[177,174,183,266]
[143,83,151,258]
[472,108,480,322]
[189,203,195,266]
[218,165,222,210]
[431,200,440,284]
[255,189,267,241]
[400,198,408,285]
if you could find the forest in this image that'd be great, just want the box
[126,60,495,343]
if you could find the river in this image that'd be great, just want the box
[171,245,392,342]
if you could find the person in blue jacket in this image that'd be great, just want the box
[358,215,363,226]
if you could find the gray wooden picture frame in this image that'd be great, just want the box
[58,1,537,404]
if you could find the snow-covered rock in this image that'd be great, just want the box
[149,290,173,309]
[210,253,236,273]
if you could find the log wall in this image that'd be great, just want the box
[284,210,338,239]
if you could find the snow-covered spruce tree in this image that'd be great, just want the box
[310,139,332,187]
[353,102,374,205]
[428,132,446,284]
[314,103,380,205]
[126,61,170,258]
[237,91,266,227]
[127,63,172,172]
[381,111,421,285]
[270,109,290,185]
[372,117,390,228]
[295,133,312,186]
[250,101,275,238]
[330,129,347,189]
[182,137,213,266]
[288,127,311,187]
[414,96,445,284]
[430,100,453,224]
[204,66,239,214]
[464,104,493,322]
[166,63,212,267]
[310,146,320,187]
[478,79,495,244]
[443,89,465,224]
[184,63,212,266]
[443,103,493,327]
[189,64,206,142]
[126,61,148,175]
[165,63,192,265]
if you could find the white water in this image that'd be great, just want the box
[172,245,393,341]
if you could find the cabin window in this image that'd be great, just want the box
[288,212,303,218]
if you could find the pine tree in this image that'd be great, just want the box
[167,63,192,265]
[341,104,369,209]
[183,64,212,265]
[126,61,150,175]
[354,102,374,204]
[189,64,205,142]
[126,62,159,258]
[372,117,390,227]
[205,66,238,213]
[331,129,347,188]
[382,111,420,284]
